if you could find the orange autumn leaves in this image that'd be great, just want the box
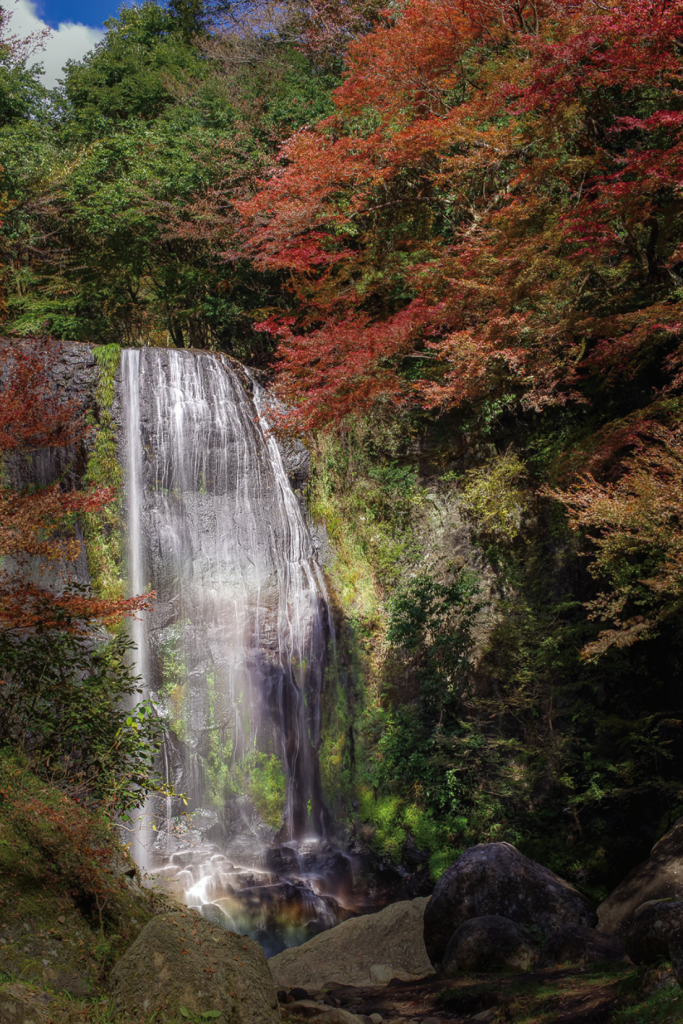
[0,339,149,632]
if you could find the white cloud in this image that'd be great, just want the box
[8,0,104,88]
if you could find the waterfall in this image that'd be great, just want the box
[119,348,345,953]
[122,348,151,871]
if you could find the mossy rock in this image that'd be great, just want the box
[109,910,280,1023]
[0,982,51,1024]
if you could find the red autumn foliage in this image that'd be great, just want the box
[234,0,683,432]
[0,338,149,632]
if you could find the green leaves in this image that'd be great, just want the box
[0,631,171,814]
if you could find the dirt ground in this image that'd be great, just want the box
[280,963,683,1024]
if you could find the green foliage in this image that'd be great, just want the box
[83,344,124,604]
[157,624,189,742]
[59,1,205,141]
[318,662,354,811]
[358,568,484,868]
[612,976,683,1024]
[236,752,286,830]
[0,36,46,127]
[0,629,168,815]
[179,1006,222,1020]
[312,425,683,890]
[308,421,423,617]
[459,452,527,544]
[356,788,453,877]
[1,0,338,356]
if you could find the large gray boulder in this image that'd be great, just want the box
[109,910,279,1023]
[268,897,435,991]
[423,843,597,966]
[441,915,536,974]
[598,818,683,935]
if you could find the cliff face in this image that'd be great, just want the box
[12,340,682,905]
[306,420,683,900]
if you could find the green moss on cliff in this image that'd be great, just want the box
[236,752,286,830]
[83,344,124,604]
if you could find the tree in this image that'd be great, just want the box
[0,337,148,631]
[0,2,47,127]
[58,1,205,141]
[0,630,165,814]
[234,0,683,431]
[548,423,683,658]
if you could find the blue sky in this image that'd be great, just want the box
[35,0,119,29]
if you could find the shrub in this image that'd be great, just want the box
[0,628,168,815]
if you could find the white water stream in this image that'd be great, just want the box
[119,349,345,953]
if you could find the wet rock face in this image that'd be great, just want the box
[598,817,683,935]
[440,916,536,975]
[109,910,280,1024]
[423,842,597,967]
[537,923,629,968]
[268,897,435,991]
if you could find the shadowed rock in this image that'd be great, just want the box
[598,818,683,935]
[423,842,597,966]
[538,923,630,967]
[623,898,683,984]
[441,915,536,974]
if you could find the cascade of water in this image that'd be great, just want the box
[119,348,344,951]
[121,348,151,870]
[250,376,334,839]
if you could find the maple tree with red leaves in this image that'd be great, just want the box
[546,422,683,657]
[235,0,682,435]
[0,338,149,632]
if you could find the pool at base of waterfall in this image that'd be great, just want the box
[143,808,356,958]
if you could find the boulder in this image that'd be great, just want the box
[268,897,435,991]
[598,818,683,935]
[538,923,630,968]
[109,909,280,1023]
[623,898,683,984]
[0,983,51,1024]
[441,915,536,974]
[423,842,597,966]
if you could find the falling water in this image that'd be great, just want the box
[122,348,151,870]
[119,348,347,953]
